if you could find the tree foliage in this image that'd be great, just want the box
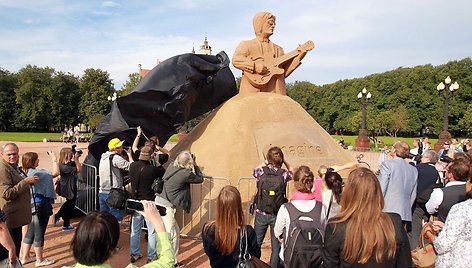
[120,72,141,96]
[0,69,18,131]
[287,57,472,137]
[15,65,55,130]
[79,68,114,127]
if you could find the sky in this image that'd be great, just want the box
[1,0,471,90]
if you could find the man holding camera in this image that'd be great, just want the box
[128,146,165,263]
[98,138,133,221]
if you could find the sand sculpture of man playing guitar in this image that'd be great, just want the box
[233,12,314,95]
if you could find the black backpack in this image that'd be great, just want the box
[283,202,324,268]
[255,166,287,215]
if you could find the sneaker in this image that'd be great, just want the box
[174,262,185,267]
[20,256,36,265]
[130,254,143,263]
[62,225,75,231]
[35,258,55,267]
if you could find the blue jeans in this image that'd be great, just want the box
[98,192,124,221]
[254,212,282,268]
[130,211,157,260]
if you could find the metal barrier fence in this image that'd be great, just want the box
[237,177,257,225]
[75,163,99,214]
[178,176,231,238]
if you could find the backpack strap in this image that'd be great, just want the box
[261,166,271,175]
[109,154,116,188]
[285,202,323,226]
[326,192,334,220]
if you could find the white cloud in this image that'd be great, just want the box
[102,1,121,8]
[1,0,471,89]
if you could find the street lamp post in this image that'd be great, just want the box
[107,92,118,102]
[355,88,372,151]
[434,76,459,151]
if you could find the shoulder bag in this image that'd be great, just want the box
[411,222,437,268]
[0,259,23,268]
[237,226,270,268]
[106,154,130,210]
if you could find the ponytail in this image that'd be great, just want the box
[325,171,343,203]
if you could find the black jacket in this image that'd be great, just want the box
[415,163,441,212]
[129,160,165,201]
[323,213,412,268]
[202,224,261,268]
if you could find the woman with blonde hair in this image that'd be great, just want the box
[323,167,411,267]
[202,186,260,267]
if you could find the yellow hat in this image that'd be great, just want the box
[108,138,124,150]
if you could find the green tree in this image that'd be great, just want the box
[0,68,18,131]
[15,65,54,130]
[79,68,114,127]
[390,106,409,137]
[120,72,141,96]
[49,72,81,130]
[459,103,472,133]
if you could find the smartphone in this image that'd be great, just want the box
[126,199,167,216]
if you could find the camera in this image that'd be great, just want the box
[71,144,83,156]
[409,153,422,163]
[126,199,166,216]
[440,155,453,163]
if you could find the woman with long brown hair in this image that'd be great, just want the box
[54,147,82,231]
[323,167,411,267]
[202,186,261,267]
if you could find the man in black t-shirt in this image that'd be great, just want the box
[128,146,165,263]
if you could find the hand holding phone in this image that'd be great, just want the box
[126,199,166,216]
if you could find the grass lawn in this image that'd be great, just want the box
[0,132,181,143]
[0,132,63,142]
[331,135,439,149]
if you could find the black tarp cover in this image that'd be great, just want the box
[87,51,237,163]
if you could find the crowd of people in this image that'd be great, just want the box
[0,133,471,267]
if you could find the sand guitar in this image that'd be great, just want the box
[246,40,315,87]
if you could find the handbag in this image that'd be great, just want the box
[106,154,131,209]
[237,226,270,268]
[411,223,437,268]
[151,178,164,194]
[0,259,23,268]
[107,188,130,210]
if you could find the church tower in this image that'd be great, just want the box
[198,36,212,55]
